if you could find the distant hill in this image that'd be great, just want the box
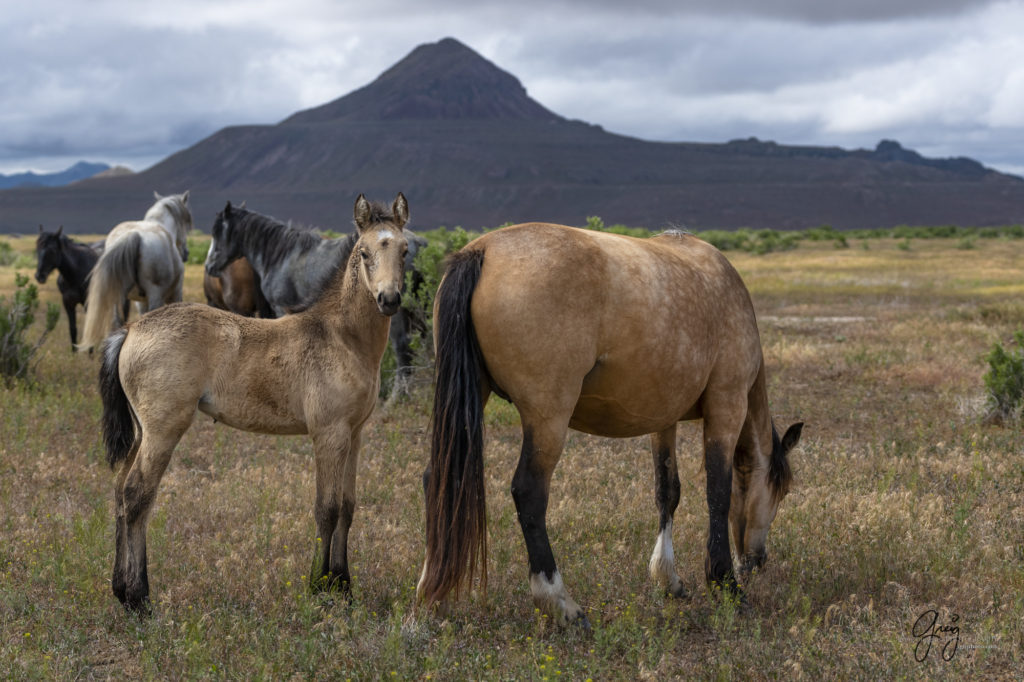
[0,161,110,190]
[2,37,1024,234]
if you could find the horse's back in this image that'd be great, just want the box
[463,223,763,435]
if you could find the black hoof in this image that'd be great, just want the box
[706,576,745,604]
[121,594,152,616]
[310,573,352,597]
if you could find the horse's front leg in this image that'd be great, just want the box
[62,294,78,350]
[310,425,359,595]
[512,412,588,627]
[702,401,746,599]
[648,425,687,598]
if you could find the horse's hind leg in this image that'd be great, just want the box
[512,411,588,627]
[310,425,359,594]
[648,425,687,598]
[114,418,191,611]
[111,440,141,606]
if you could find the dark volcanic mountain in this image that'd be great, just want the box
[3,37,1024,234]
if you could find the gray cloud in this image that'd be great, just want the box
[2,0,1023,177]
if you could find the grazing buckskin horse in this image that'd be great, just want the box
[79,191,193,352]
[34,225,103,350]
[418,223,802,627]
[99,193,410,612]
[205,202,428,397]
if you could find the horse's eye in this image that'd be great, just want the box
[360,250,370,260]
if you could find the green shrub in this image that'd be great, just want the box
[983,330,1024,423]
[186,236,211,265]
[696,229,751,252]
[400,226,477,366]
[0,273,60,387]
[0,240,16,266]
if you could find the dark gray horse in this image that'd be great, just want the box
[205,201,428,396]
[35,225,104,350]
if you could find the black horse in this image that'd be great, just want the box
[205,202,428,398]
[35,225,104,350]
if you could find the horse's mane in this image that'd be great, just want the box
[235,209,357,271]
[146,195,192,234]
[768,422,794,502]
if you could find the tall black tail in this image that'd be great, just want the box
[99,328,135,469]
[420,248,488,607]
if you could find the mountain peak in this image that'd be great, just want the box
[283,37,561,124]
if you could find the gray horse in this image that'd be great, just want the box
[205,201,428,397]
[79,191,193,352]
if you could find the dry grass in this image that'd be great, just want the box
[1,236,1022,679]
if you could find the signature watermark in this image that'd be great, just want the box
[911,609,960,662]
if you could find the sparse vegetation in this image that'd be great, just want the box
[1,230,1021,678]
[0,272,60,386]
[983,330,1024,423]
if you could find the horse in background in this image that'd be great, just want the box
[34,225,104,350]
[417,223,802,627]
[100,194,409,612]
[205,202,428,397]
[79,191,193,352]
[202,257,267,317]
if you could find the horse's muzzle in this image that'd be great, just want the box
[34,272,46,284]
[377,291,402,316]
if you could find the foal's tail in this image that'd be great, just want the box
[99,327,136,469]
[419,249,488,608]
[79,234,141,353]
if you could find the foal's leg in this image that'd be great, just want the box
[115,419,191,611]
[111,439,141,606]
[648,425,687,598]
[512,411,587,626]
[701,395,746,597]
[310,425,358,594]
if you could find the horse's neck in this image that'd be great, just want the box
[308,255,390,354]
[742,362,775,456]
[150,214,185,250]
[57,241,90,287]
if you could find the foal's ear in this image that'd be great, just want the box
[354,194,372,233]
[153,190,163,201]
[38,224,43,234]
[181,189,190,204]
[780,422,803,455]
[392,192,409,229]
[223,201,233,216]
[56,225,63,238]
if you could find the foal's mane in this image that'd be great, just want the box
[356,200,401,227]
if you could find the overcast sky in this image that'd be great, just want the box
[4,0,1024,176]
